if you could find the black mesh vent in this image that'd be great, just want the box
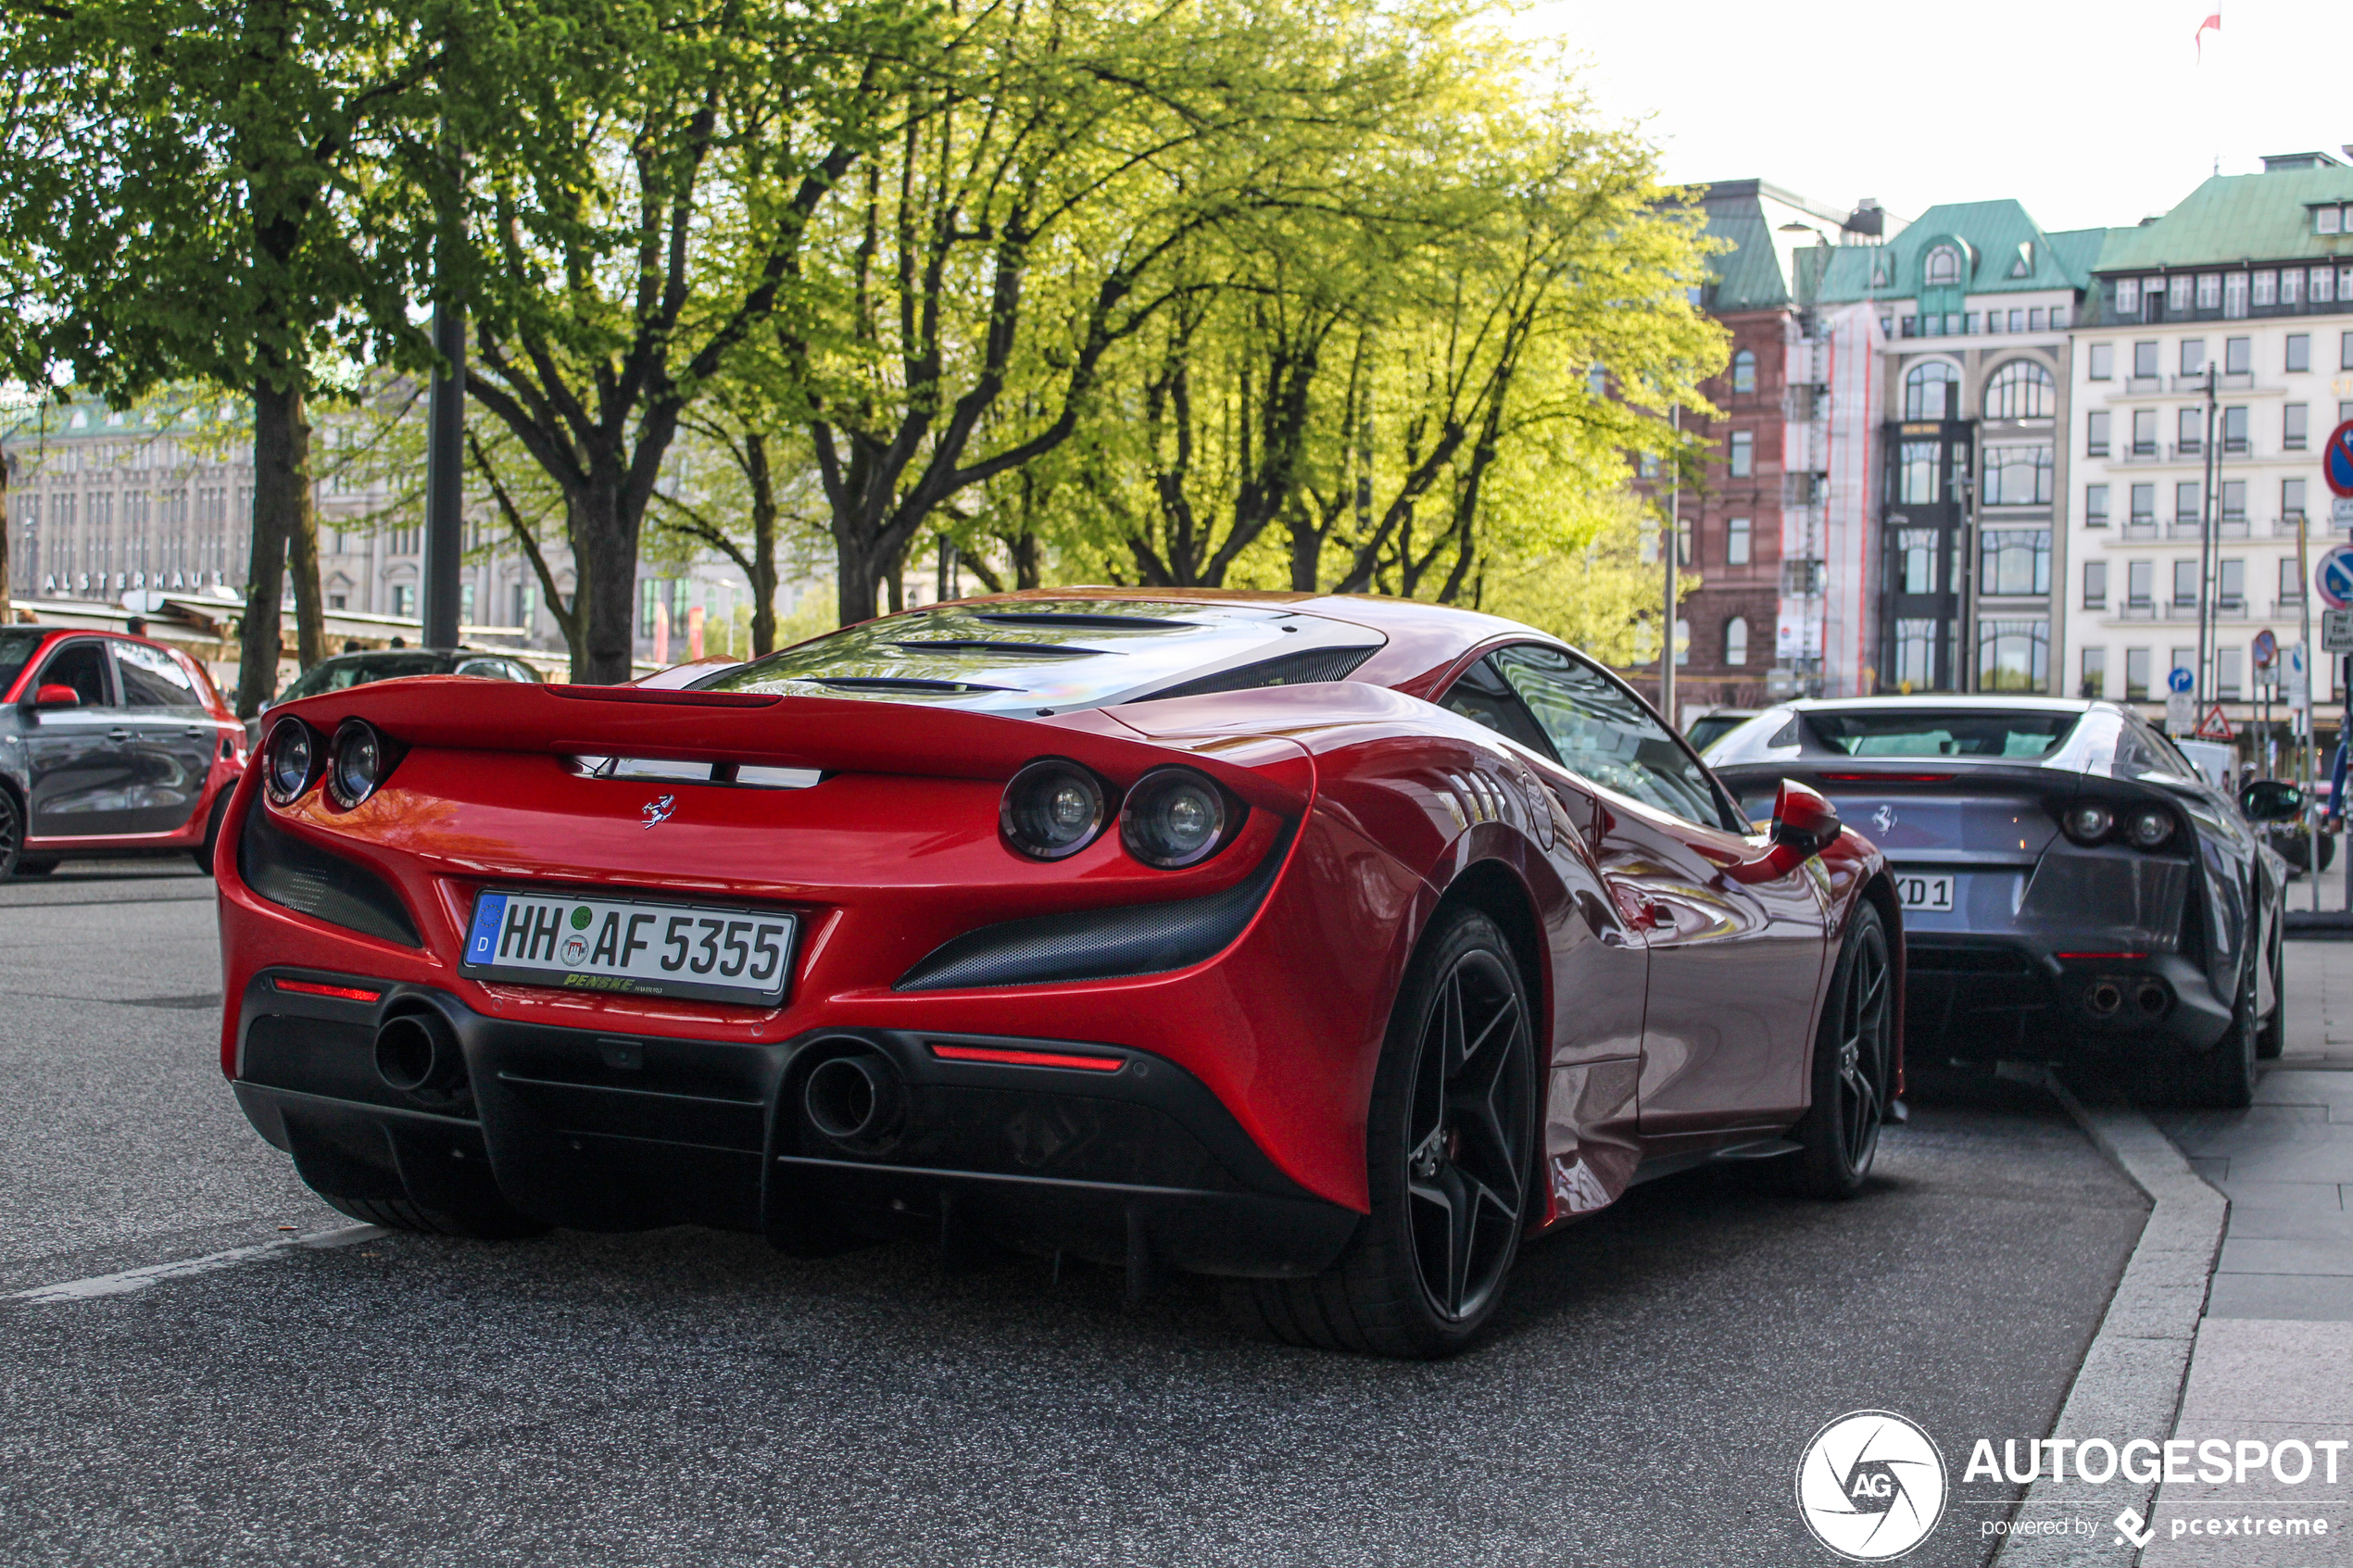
[1129,646,1377,704]
[237,798,422,947]
[897,825,1292,991]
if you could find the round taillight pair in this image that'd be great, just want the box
[1000,759,1240,868]
[262,717,391,809]
[2060,798,2173,850]
[2062,802,2113,845]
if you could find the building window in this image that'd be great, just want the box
[392,583,415,619]
[2286,404,2309,450]
[2323,207,2347,236]
[2180,339,2205,376]
[1924,245,1963,286]
[2344,331,2353,371]
[1673,617,1690,667]
[1726,516,1751,566]
[2284,477,2308,520]
[2223,273,2249,318]
[1965,312,1982,335]
[328,594,346,610]
[1894,528,1939,594]
[2088,343,2114,380]
[2221,480,2246,522]
[2222,406,2248,454]
[1893,620,1939,691]
[2196,274,2221,310]
[2133,341,2159,378]
[1727,430,1753,477]
[1723,617,1749,667]
[2253,270,2278,307]
[1730,349,1755,394]
[514,582,537,628]
[1896,442,1941,505]
[640,577,660,636]
[2169,275,2195,314]
[1982,445,2053,506]
[2175,482,2202,525]
[1979,620,2049,693]
[2086,410,2111,456]
[2218,647,2243,699]
[2130,484,2156,526]
[2284,268,2304,307]
[2083,559,2108,608]
[2176,407,2202,455]
[2216,558,2244,612]
[2085,483,2110,526]
[2050,303,2070,329]
[2132,409,2158,455]
[2316,267,2338,305]
[1981,528,2051,596]
[2172,559,2199,606]
[2226,336,2251,374]
[2281,557,2305,606]
[2116,279,2141,315]
[2128,560,2155,607]
[2081,647,2108,700]
[1982,360,2056,420]
[2287,333,2311,372]
[1903,361,1958,420]
[2125,647,2151,701]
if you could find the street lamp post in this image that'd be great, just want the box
[2196,364,2219,718]
[1662,405,1680,724]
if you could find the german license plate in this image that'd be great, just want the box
[460,889,796,1007]
[1893,872,1955,912]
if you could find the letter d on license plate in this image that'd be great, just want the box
[461,889,796,1006]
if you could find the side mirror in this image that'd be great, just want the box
[1770,778,1841,858]
[2239,779,2305,823]
[31,684,81,709]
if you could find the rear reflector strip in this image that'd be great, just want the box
[1820,772,1954,783]
[271,977,384,1003]
[927,1043,1125,1073]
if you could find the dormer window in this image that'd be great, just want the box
[1924,245,1963,286]
[2008,242,2033,278]
[2318,206,2345,235]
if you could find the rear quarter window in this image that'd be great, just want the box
[1806,710,2079,759]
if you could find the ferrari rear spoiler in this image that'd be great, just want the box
[263,678,1314,816]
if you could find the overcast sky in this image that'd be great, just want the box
[1519,0,2353,235]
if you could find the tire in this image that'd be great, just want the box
[2166,956,2259,1110]
[0,788,21,882]
[192,787,233,875]
[312,1189,549,1240]
[2257,920,2286,1062]
[1787,901,1894,1199]
[1226,905,1537,1358]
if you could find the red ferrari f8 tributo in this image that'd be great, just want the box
[219,592,1900,1356]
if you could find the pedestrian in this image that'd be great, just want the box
[125,615,147,637]
[389,636,406,649]
[344,639,364,654]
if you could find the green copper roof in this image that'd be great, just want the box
[2094,166,2353,272]
[1813,199,2091,304]
[1692,185,1794,312]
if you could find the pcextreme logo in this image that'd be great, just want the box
[1796,1410,1949,1561]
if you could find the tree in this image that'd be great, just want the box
[2,0,447,711]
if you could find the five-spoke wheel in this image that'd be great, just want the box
[1790,900,1893,1198]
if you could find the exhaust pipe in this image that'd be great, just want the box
[2085,981,2123,1018]
[804,1050,906,1145]
[2134,982,2171,1019]
[375,1010,465,1096]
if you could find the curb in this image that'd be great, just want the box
[1994,1073,2229,1567]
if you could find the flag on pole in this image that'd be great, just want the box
[2194,9,2221,60]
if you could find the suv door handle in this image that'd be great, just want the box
[107,727,131,741]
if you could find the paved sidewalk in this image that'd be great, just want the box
[2140,943,2353,1564]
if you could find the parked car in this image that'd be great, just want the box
[219,591,1899,1358]
[1707,696,2295,1107]
[246,647,545,746]
[1685,707,1759,755]
[0,624,247,879]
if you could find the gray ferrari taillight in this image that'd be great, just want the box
[264,718,317,804]
[1001,759,1109,859]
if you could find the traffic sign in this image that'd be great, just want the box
[2166,690,2194,731]
[2318,544,2353,609]
[2168,666,2196,694]
[2196,703,2236,741]
[2254,628,2278,668]
[2326,419,2353,498]
[2328,611,2353,655]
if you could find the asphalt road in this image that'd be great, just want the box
[0,862,2150,1567]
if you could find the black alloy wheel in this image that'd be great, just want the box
[1226,904,1536,1358]
[2167,954,2259,1110]
[0,789,21,882]
[1789,901,1893,1198]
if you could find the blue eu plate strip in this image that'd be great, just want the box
[467,894,508,963]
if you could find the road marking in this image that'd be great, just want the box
[7,1225,386,1305]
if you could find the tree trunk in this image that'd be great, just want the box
[286,482,324,668]
[236,377,305,716]
[1011,533,1041,591]
[573,474,637,684]
[746,432,777,656]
